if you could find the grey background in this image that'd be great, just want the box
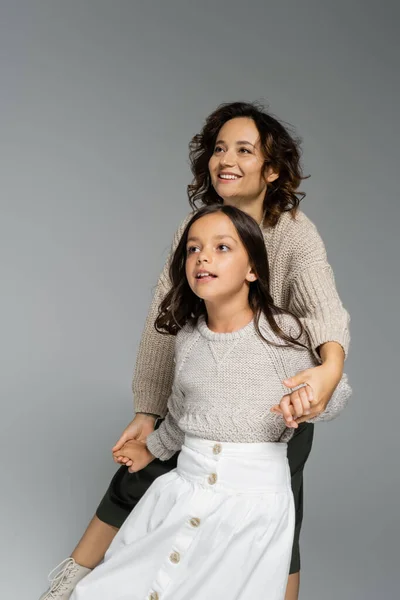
[0,1,398,598]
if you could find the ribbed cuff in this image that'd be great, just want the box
[134,395,167,419]
[289,265,351,361]
[146,430,177,461]
[307,324,351,362]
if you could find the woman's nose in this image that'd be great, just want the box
[220,148,236,166]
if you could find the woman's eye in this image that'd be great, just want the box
[239,147,250,154]
[214,146,224,154]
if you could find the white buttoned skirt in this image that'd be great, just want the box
[72,435,295,600]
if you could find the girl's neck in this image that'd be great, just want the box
[205,301,254,334]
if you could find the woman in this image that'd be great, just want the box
[39,101,350,600]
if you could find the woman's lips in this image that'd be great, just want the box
[218,173,242,183]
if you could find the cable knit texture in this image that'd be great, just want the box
[146,313,351,460]
[133,209,351,417]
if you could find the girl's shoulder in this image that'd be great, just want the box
[258,311,311,352]
[174,320,200,370]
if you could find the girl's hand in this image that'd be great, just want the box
[270,362,342,428]
[113,439,155,473]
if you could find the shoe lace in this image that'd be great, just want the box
[44,558,79,598]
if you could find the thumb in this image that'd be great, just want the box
[283,371,308,388]
[112,430,133,453]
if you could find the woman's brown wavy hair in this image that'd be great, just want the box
[155,204,308,350]
[187,101,308,227]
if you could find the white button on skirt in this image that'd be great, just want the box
[72,435,295,600]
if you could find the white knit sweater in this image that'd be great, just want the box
[133,209,351,418]
[146,313,351,461]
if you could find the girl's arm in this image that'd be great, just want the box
[146,382,185,460]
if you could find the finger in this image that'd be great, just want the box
[283,370,309,389]
[271,404,296,416]
[305,383,314,403]
[296,405,322,425]
[112,433,130,453]
[290,391,304,418]
[279,395,294,422]
[298,387,311,415]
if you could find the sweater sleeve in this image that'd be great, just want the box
[132,213,192,417]
[287,217,351,360]
[146,381,186,460]
[283,342,352,424]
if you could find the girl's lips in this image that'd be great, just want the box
[194,274,217,283]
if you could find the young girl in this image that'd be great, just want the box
[70,205,350,600]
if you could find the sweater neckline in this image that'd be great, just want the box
[197,314,256,341]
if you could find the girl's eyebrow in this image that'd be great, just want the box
[187,234,238,244]
[215,139,255,148]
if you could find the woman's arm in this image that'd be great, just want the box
[287,214,351,361]
[132,213,192,418]
[275,215,351,421]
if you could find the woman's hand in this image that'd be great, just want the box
[271,361,343,428]
[113,439,155,473]
[112,413,157,454]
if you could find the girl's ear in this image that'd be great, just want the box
[246,268,258,282]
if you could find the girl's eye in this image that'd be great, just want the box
[218,244,230,251]
[187,246,199,254]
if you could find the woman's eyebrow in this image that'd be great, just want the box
[215,139,255,148]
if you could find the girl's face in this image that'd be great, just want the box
[185,212,257,304]
[208,117,278,206]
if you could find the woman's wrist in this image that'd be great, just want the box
[318,342,344,371]
[136,412,159,422]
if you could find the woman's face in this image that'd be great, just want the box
[185,212,256,304]
[208,117,278,206]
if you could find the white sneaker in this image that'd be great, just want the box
[39,558,91,599]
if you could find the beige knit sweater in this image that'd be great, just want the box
[146,313,351,461]
[133,209,351,418]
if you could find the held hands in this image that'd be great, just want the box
[112,413,157,473]
[270,362,342,429]
[113,439,155,473]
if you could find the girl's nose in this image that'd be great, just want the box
[196,252,209,264]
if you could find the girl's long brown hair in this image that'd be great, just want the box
[187,101,308,228]
[155,205,308,350]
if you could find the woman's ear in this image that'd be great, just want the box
[265,167,279,184]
